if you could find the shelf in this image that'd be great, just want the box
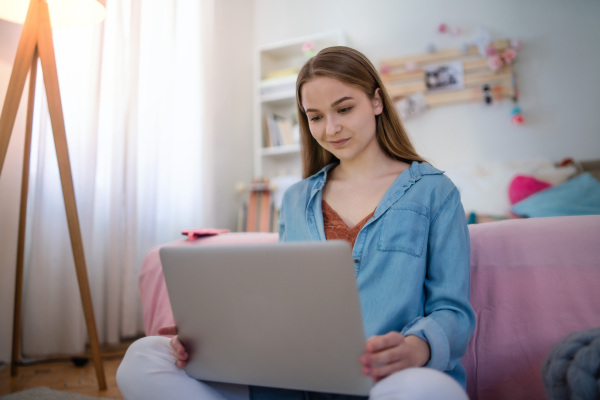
[261,144,300,157]
[253,31,344,179]
[260,90,296,103]
[259,74,297,102]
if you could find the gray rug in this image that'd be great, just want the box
[0,387,118,400]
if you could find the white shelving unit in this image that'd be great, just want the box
[253,31,345,179]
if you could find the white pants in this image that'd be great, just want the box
[117,336,469,400]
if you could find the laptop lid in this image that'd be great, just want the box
[159,240,373,396]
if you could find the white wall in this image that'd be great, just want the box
[203,1,255,230]
[252,0,600,168]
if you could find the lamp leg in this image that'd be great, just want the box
[36,3,106,391]
[0,0,38,176]
[2,0,41,378]
[10,48,38,377]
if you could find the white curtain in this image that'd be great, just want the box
[21,0,210,357]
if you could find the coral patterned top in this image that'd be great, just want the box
[322,200,376,248]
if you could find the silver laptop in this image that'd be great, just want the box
[159,240,373,396]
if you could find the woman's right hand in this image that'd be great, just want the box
[157,325,189,368]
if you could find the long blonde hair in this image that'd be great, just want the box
[296,46,426,178]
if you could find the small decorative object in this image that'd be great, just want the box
[302,41,315,58]
[380,64,391,74]
[511,104,524,124]
[474,27,492,56]
[487,54,503,71]
[405,61,418,72]
[425,62,464,91]
[492,85,503,101]
[486,46,497,56]
[502,47,518,64]
[395,92,428,120]
[512,75,520,101]
[482,84,492,104]
[438,23,461,36]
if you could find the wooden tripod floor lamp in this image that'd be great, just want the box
[0,0,107,390]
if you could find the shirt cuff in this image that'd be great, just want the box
[402,316,450,370]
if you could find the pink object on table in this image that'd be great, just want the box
[508,174,552,204]
[181,228,230,241]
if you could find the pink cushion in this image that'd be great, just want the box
[508,175,552,204]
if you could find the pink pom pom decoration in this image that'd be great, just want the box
[488,54,503,71]
[486,46,497,56]
[502,47,518,64]
[511,114,524,125]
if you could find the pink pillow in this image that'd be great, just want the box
[508,175,552,204]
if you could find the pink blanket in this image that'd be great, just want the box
[463,215,600,399]
[138,216,600,400]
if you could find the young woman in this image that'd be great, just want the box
[117,46,475,400]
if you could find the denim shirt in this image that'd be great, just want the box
[251,161,475,400]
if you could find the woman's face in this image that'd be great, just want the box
[301,76,383,164]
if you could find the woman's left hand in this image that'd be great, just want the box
[360,332,431,382]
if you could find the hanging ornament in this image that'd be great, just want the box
[438,23,462,36]
[492,85,504,102]
[482,84,493,105]
[511,105,524,124]
[510,71,523,124]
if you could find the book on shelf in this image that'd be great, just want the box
[263,113,298,148]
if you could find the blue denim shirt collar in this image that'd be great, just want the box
[305,161,444,241]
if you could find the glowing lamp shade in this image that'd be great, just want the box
[0,0,106,27]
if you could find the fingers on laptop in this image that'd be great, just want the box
[170,336,189,368]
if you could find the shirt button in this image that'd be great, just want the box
[354,259,359,264]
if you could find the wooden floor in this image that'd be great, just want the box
[0,341,133,399]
